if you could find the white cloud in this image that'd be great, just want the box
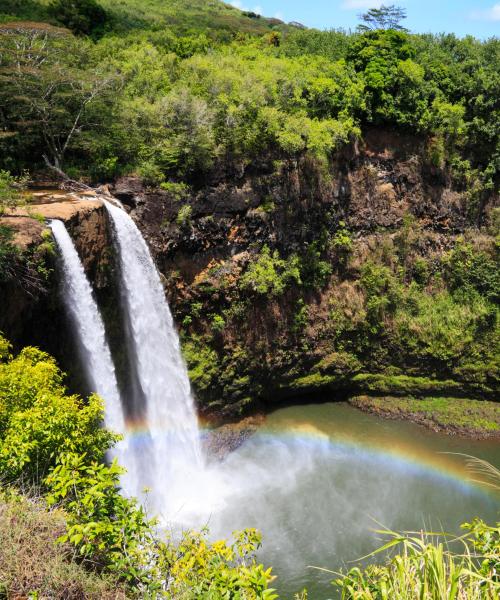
[341,0,384,9]
[231,0,264,13]
[274,11,284,20]
[470,3,500,21]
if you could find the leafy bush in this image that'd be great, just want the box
[48,0,108,36]
[300,241,332,288]
[0,170,25,215]
[182,335,220,394]
[444,241,500,302]
[360,261,402,333]
[395,288,492,365]
[176,204,193,228]
[46,453,161,594]
[0,339,115,484]
[241,245,301,296]
[162,528,278,599]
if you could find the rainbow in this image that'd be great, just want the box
[121,414,500,503]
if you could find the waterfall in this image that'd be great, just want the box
[104,201,204,515]
[49,220,134,489]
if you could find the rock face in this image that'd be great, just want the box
[1,130,498,415]
[113,128,498,416]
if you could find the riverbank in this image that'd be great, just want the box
[349,395,500,439]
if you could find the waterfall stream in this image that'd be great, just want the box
[49,220,133,484]
[104,201,204,515]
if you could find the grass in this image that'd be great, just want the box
[0,488,127,599]
[352,373,465,396]
[332,522,500,599]
[350,395,500,437]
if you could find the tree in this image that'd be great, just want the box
[48,0,108,37]
[0,23,118,177]
[358,5,408,31]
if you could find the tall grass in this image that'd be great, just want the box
[334,525,499,599]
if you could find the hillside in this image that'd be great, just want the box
[1,0,292,36]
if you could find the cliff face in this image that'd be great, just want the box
[117,129,498,416]
[0,196,118,394]
[1,131,498,416]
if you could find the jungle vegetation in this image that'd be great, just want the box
[0,0,498,194]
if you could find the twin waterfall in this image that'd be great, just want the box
[50,203,204,518]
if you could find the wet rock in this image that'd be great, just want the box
[202,415,265,462]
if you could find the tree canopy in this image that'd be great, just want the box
[358,4,408,31]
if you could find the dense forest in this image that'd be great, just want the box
[0,0,498,189]
[0,0,499,598]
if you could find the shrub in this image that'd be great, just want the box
[210,313,226,333]
[0,224,18,282]
[0,170,26,215]
[395,289,492,365]
[162,528,278,599]
[48,0,108,36]
[330,221,353,253]
[176,204,193,228]
[46,453,161,594]
[0,339,115,484]
[360,261,402,333]
[182,336,220,394]
[241,245,301,296]
[444,241,500,302]
[300,241,332,288]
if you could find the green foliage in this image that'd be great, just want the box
[176,204,193,227]
[210,313,226,333]
[347,29,428,128]
[0,224,18,281]
[182,335,220,393]
[0,2,497,192]
[162,528,278,599]
[330,221,353,253]
[444,241,500,302]
[241,245,301,296]
[360,261,402,333]
[292,299,308,333]
[0,336,278,597]
[299,241,332,288]
[335,520,500,599]
[0,26,118,174]
[160,181,190,200]
[46,452,161,593]
[395,288,493,365]
[0,340,115,484]
[0,170,26,215]
[48,0,108,36]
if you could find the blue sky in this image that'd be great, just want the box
[230,0,500,38]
